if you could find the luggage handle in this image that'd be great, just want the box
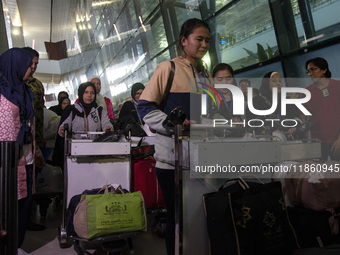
[136,137,145,147]
[218,175,265,191]
[97,184,128,195]
[218,178,247,191]
[239,175,265,189]
[115,185,128,194]
[97,184,115,194]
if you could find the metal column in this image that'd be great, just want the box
[0,141,19,255]
[297,0,316,43]
[174,123,183,255]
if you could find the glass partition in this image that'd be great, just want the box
[208,0,278,71]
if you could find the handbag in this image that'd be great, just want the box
[203,176,299,255]
[73,185,147,239]
[92,130,123,142]
[35,164,63,195]
[130,138,155,161]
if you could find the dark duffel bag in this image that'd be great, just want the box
[66,188,103,237]
[66,194,82,237]
[203,177,299,255]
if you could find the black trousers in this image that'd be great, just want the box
[18,164,33,247]
[156,168,175,255]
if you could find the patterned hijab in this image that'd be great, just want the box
[0,48,35,147]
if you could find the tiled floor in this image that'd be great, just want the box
[20,197,340,255]
[21,197,167,255]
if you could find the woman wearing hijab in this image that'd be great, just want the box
[52,82,113,168]
[90,76,115,120]
[74,77,116,121]
[50,96,71,116]
[261,71,301,133]
[247,71,301,136]
[119,83,145,123]
[116,82,145,130]
[0,48,36,249]
[58,82,113,138]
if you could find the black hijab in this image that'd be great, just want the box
[78,82,97,116]
[52,97,69,116]
[59,82,98,126]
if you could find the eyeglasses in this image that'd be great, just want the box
[240,83,249,87]
[306,67,319,74]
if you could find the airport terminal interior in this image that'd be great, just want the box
[2,0,340,108]
[1,0,340,254]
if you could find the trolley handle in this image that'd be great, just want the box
[64,123,69,134]
[163,106,186,128]
[60,123,69,233]
[63,123,69,156]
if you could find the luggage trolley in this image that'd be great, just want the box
[58,127,140,254]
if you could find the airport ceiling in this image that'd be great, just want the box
[15,0,72,53]
[3,0,82,83]
[5,0,126,84]
[4,0,231,84]
[5,0,183,85]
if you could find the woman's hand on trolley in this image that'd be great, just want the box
[183,119,196,130]
[105,126,114,132]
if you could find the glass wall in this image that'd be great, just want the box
[205,0,279,70]
[41,0,340,108]
[290,0,340,48]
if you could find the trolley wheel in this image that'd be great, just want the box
[59,241,70,249]
[152,212,167,238]
[102,239,127,255]
[152,220,166,238]
[74,240,85,255]
[58,225,73,248]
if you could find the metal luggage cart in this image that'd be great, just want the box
[58,127,140,254]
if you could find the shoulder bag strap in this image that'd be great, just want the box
[98,106,102,121]
[159,60,175,111]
